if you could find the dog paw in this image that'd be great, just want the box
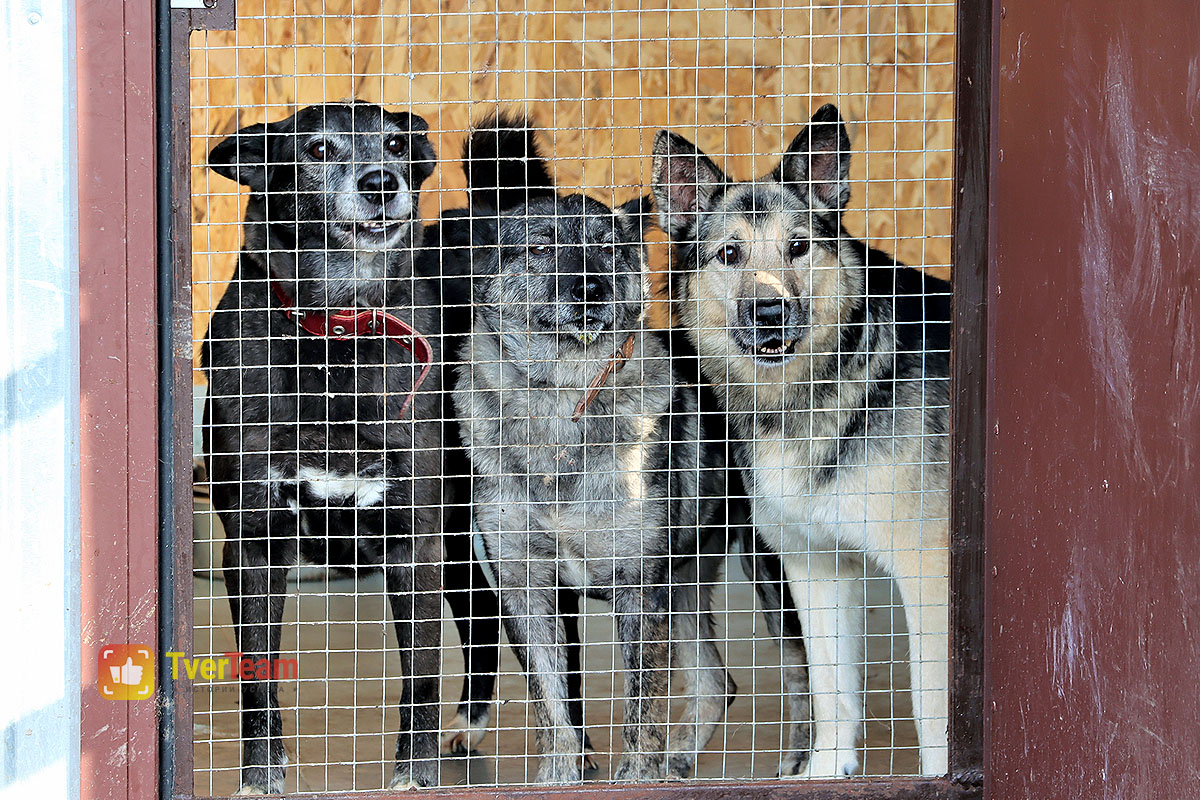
[788,749,859,779]
[535,756,582,784]
[389,771,433,790]
[391,758,438,790]
[666,752,696,778]
[234,766,285,795]
[778,750,809,777]
[440,711,488,755]
[582,746,600,773]
[612,753,668,782]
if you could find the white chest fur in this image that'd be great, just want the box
[266,465,391,512]
[748,438,896,554]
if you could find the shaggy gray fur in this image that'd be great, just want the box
[452,118,735,783]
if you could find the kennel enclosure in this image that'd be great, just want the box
[179,0,967,796]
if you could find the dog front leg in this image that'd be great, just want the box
[386,560,443,789]
[742,543,812,775]
[611,582,671,782]
[559,588,598,771]
[665,553,732,778]
[499,584,581,783]
[779,549,865,779]
[222,521,291,795]
[440,524,500,755]
[890,547,950,777]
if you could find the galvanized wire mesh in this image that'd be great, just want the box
[190,1,954,794]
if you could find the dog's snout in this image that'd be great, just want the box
[358,169,400,206]
[546,266,618,339]
[736,290,807,361]
[571,275,608,303]
[556,270,611,305]
[752,297,786,328]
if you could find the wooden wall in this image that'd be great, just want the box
[190,0,955,373]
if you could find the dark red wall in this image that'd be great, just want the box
[77,1,159,798]
[988,2,1200,797]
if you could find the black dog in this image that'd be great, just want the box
[202,101,499,793]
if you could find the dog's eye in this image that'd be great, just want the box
[716,243,741,265]
[789,239,811,259]
[385,135,406,156]
[600,243,617,256]
[528,244,551,256]
[307,141,328,160]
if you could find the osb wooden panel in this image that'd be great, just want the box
[190,0,955,376]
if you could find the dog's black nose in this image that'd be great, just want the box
[358,170,400,206]
[571,275,607,302]
[753,297,786,328]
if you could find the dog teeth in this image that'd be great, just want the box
[756,340,795,357]
[577,331,599,345]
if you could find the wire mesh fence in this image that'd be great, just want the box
[189,1,954,794]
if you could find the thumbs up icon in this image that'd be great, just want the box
[111,657,144,686]
[98,645,154,700]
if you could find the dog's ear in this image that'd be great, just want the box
[388,111,437,187]
[397,110,430,134]
[463,114,556,212]
[616,194,654,236]
[775,104,852,211]
[208,121,274,191]
[651,131,726,239]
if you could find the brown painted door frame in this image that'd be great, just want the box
[986,0,1200,798]
[76,0,161,799]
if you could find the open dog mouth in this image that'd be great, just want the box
[735,297,808,366]
[565,317,612,345]
[540,312,612,346]
[335,217,409,245]
[343,219,403,237]
[750,338,798,364]
[733,332,800,365]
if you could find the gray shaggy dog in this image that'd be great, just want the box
[452,117,738,784]
[652,104,952,778]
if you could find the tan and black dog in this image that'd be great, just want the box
[652,104,952,778]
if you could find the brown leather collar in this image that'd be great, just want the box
[572,332,638,422]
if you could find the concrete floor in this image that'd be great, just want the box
[192,502,922,795]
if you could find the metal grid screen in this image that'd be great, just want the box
[189,1,955,794]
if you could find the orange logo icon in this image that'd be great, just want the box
[98,644,155,700]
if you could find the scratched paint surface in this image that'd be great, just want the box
[990,2,1200,798]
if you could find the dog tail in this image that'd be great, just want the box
[463,114,556,212]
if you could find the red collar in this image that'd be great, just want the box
[270,280,433,418]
